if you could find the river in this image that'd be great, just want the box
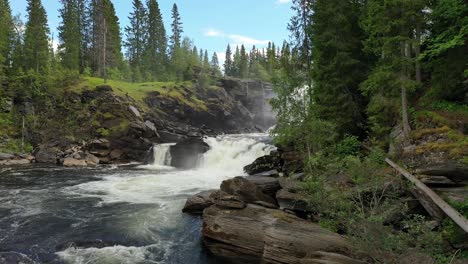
[0,134,274,264]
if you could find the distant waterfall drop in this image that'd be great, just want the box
[152,143,175,166]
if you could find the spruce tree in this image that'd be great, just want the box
[224,44,233,76]
[125,0,147,69]
[203,50,209,68]
[211,52,219,69]
[310,0,368,136]
[361,0,425,138]
[232,45,240,77]
[144,0,167,80]
[58,0,81,71]
[23,0,50,74]
[0,0,14,81]
[169,3,183,54]
[239,44,248,78]
[90,0,123,78]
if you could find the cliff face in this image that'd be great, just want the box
[220,77,276,130]
[0,77,276,166]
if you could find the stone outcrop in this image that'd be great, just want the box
[182,190,215,215]
[244,152,282,175]
[170,137,210,169]
[220,176,277,205]
[202,205,366,264]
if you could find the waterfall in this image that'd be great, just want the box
[149,143,175,168]
[198,134,275,175]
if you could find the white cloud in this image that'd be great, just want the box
[204,28,225,37]
[228,34,270,46]
[276,0,291,4]
[204,28,271,47]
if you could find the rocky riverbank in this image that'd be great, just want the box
[0,77,275,167]
[182,148,369,264]
[182,139,468,263]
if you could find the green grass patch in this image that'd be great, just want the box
[69,77,207,111]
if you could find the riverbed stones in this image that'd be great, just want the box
[202,204,366,264]
[182,190,215,215]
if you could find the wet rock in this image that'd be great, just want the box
[250,169,279,177]
[109,149,124,160]
[158,131,187,143]
[215,195,247,209]
[34,146,59,164]
[244,153,282,175]
[170,138,210,169]
[202,205,366,264]
[63,157,87,167]
[245,176,280,197]
[84,153,99,166]
[220,176,276,205]
[0,153,15,160]
[182,190,215,215]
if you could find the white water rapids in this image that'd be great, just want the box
[51,133,274,263]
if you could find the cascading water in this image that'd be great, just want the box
[152,144,174,166]
[0,133,274,264]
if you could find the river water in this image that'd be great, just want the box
[0,134,274,264]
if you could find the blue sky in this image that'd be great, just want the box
[10,0,294,65]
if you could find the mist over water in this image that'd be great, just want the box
[0,134,274,264]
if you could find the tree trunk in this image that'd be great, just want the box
[415,24,422,83]
[401,42,411,137]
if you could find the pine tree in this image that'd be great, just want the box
[224,44,233,76]
[125,0,147,69]
[169,3,183,54]
[0,0,14,81]
[310,0,368,136]
[144,0,167,80]
[23,0,50,74]
[58,0,81,71]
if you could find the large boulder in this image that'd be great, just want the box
[202,204,367,264]
[34,146,59,164]
[182,190,215,215]
[170,138,210,169]
[220,176,276,205]
[0,153,15,160]
[244,176,281,197]
[244,152,282,175]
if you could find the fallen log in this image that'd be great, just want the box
[385,158,468,233]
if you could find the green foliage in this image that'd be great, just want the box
[23,0,50,74]
[335,135,361,157]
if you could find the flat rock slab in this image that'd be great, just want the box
[202,204,366,264]
[221,176,276,205]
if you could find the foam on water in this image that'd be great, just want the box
[55,133,274,263]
